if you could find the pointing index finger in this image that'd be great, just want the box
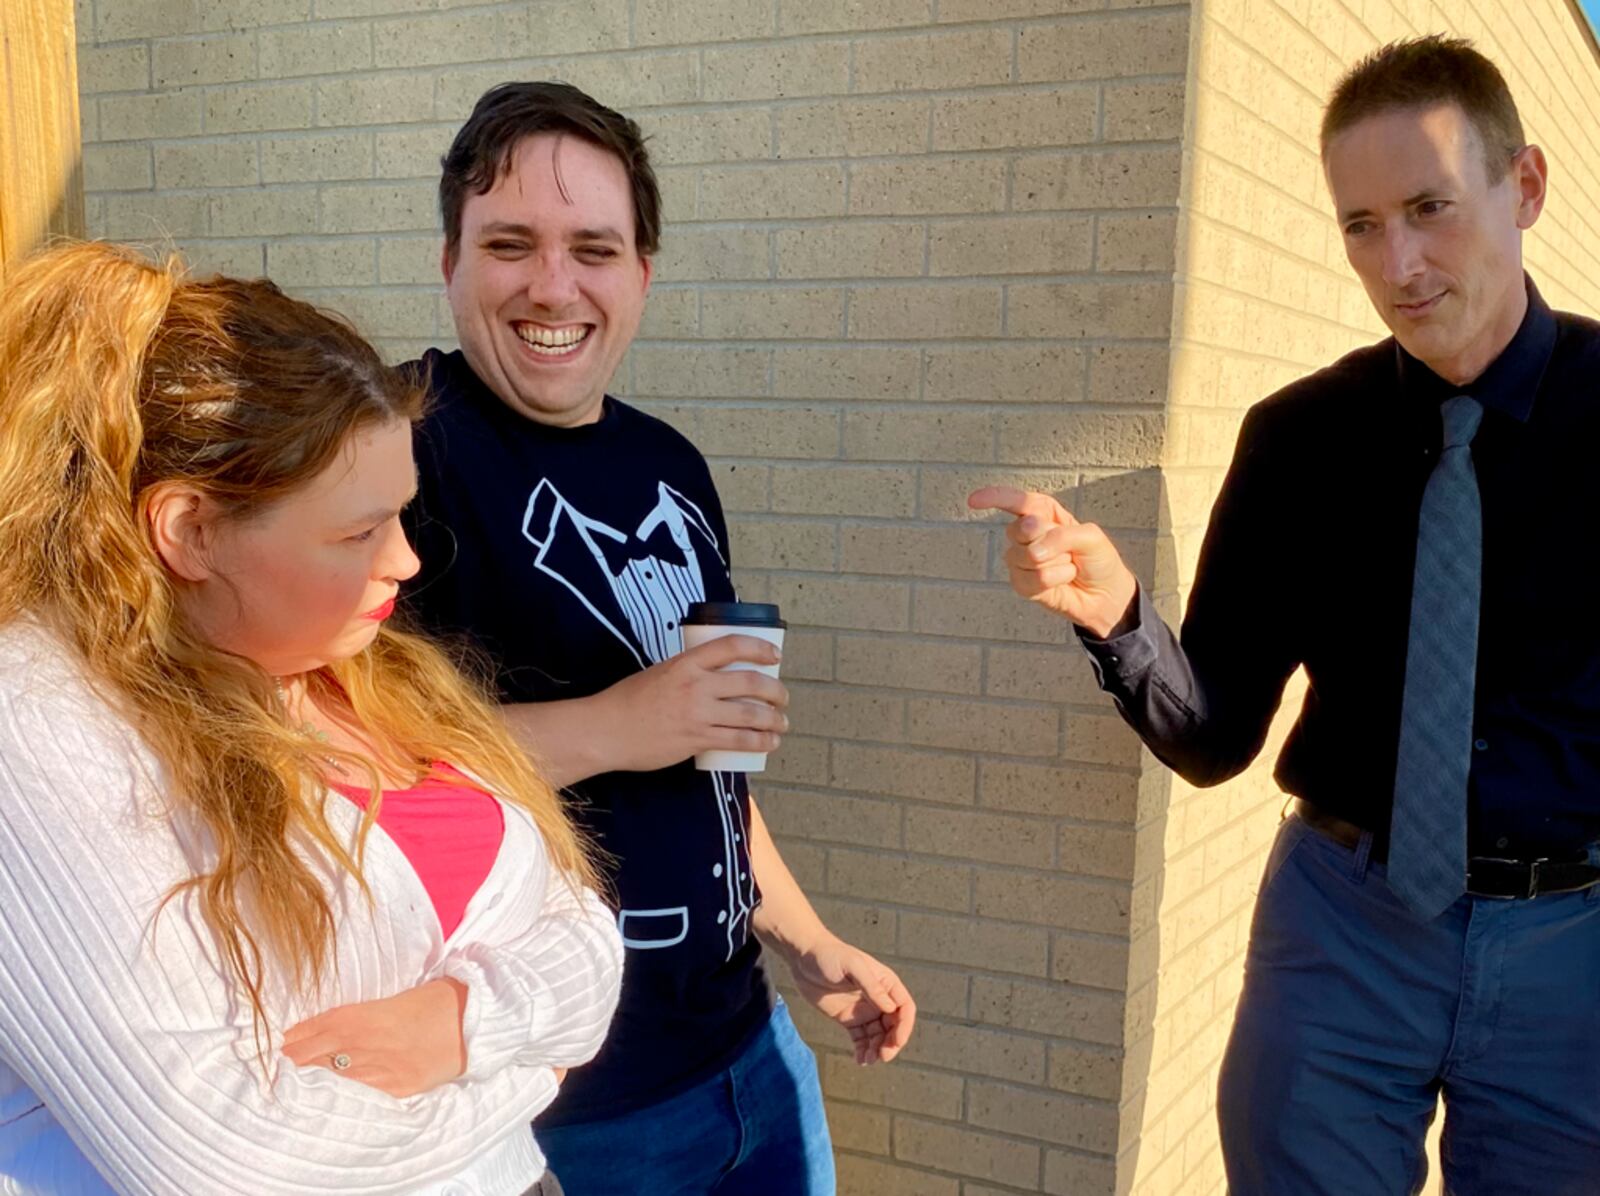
[966,484,1032,516]
[967,486,1076,534]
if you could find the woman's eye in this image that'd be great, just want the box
[348,528,377,543]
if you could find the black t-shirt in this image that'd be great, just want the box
[401,349,772,1125]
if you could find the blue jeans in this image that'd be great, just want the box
[536,1000,835,1195]
[1218,815,1600,1195]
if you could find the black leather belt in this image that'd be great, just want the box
[1293,799,1600,900]
[1465,856,1600,900]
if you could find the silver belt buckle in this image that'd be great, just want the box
[1524,858,1546,899]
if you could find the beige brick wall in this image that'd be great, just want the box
[72,0,1600,1193]
[77,3,1186,1192]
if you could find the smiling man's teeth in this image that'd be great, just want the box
[516,325,590,355]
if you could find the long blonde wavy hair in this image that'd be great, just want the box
[0,240,599,1039]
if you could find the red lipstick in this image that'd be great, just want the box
[362,597,396,621]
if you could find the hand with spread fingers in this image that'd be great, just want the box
[967,485,1140,638]
[786,936,917,1066]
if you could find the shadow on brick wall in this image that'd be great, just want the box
[741,464,1195,1195]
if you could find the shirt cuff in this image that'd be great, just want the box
[1074,584,1160,689]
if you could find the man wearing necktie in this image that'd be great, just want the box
[972,35,1600,1196]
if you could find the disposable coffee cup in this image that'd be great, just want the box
[681,601,786,773]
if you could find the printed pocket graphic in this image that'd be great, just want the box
[617,907,689,949]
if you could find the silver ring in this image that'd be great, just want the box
[330,1052,352,1072]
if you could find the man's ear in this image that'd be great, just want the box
[638,252,653,297]
[1512,143,1548,230]
[441,240,456,286]
[145,484,220,583]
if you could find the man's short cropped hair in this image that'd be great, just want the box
[1320,35,1526,182]
[440,81,662,265]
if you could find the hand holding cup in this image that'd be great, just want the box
[583,628,787,774]
[680,601,787,772]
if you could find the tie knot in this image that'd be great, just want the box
[1440,395,1483,449]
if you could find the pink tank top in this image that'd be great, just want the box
[332,763,505,939]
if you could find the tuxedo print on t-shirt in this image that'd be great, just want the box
[522,478,757,960]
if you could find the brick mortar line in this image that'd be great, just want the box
[91,0,1183,50]
[83,77,1190,116]
[767,761,1141,795]
[826,1144,1100,1190]
[629,340,1172,354]
[130,128,425,145]
[1184,225,1356,299]
[729,514,1147,528]
[825,849,1138,889]
[822,893,1140,939]
[92,77,1196,112]
[1201,9,1345,111]
[575,333,1172,346]
[1510,10,1600,152]
[748,569,1152,591]
[1120,1020,1244,1148]
[642,396,1167,411]
[84,203,1185,225]
[1168,332,1372,371]
[869,1111,1119,1170]
[623,271,1178,289]
[1177,276,1380,339]
[1187,99,1331,198]
[852,1083,1124,1124]
[1183,209,1359,288]
[1189,88,1326,166]
[775,840,1129,887]
[1155,848,1277,944]
[233,1,1198,48]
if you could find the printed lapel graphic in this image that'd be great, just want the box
[521,478,758,960]
[522,477,719,667]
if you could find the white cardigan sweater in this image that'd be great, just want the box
[0,622,624,1196]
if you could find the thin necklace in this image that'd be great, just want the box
[274,676,339,768]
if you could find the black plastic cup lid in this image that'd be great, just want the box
[683,601,785,629]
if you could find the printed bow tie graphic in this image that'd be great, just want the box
[593,517,689,575]
[521,477,729,668]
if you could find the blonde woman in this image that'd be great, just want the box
[0,241,622,1195]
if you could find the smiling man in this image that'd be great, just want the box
[399,83,914,1195]
[972,36,1600,1196]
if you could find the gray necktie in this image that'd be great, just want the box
[1389,395,1484,920]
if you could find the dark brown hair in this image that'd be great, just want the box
[440,80,662,265]
[1321,35,1526,182]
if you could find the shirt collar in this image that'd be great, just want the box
[1394,274,1556,423]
